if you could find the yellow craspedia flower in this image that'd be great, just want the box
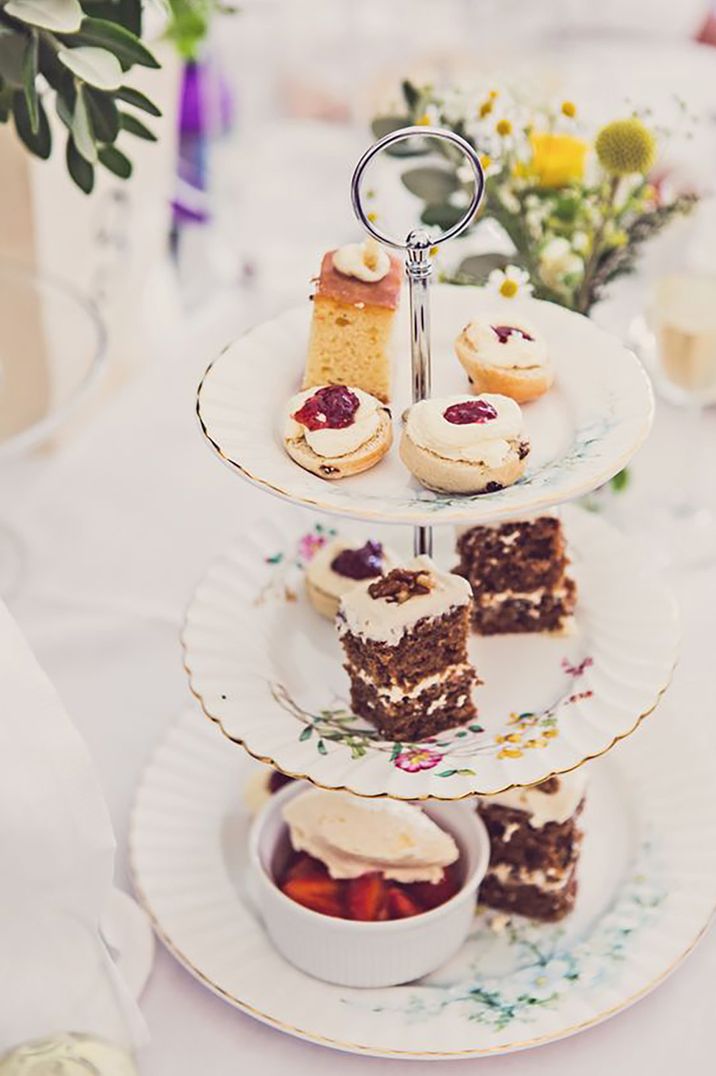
[496,118,512,136]
[529,130,589,188]
[595,117,656,176]
[561,100,577,118]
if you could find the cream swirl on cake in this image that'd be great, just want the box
[455,312,554,404]
[332,237,391,283]
[477,770,588,828]
[283,788,459,883]
[283,383,393,480]
[400,393,529,494]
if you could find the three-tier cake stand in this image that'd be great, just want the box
[130,130,716,1060]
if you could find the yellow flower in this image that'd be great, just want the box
[529,131,589,188]
[489,89,498,100]
[595,117,656,176]
[367,211,378,223]
[543,728,558,739]
[500,279,518,298]
[498,747,523,759]
[479,100,493,118]
[525,738,548,749]
[505,732,522,743]
[479,153,491,172]
[496,118,512,137]
[429,245,439,257]
[561,100,577,118]
[417,113,431,126]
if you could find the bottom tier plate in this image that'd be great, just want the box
[130,706,716,1059]
[181,505,679,797]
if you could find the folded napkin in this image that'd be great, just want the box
[0,600,146,1055]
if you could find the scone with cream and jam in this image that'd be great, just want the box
[455,315,553,403]
[306,537,397,620]
[283,384,392,480]
[400,394,530,494]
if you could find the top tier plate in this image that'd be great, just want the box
[197,284,653,526]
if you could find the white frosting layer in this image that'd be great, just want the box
[478,770,588,828]
[337,555,472,646]
[489,862,573,893]
[307,538,396,603]
[283,789,459,883]
[285,386,381,458]
[405,394,524,467]
[332,238,391,282]
[353,662,473,701]
[464,316,549,370]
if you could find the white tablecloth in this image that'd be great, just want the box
[7,283,716,1073]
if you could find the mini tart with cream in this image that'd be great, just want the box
[455,315,554,403]
[283,384,392,480]
[305,537,397,620]
[400,394,530,495]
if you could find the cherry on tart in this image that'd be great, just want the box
[455,314,554,404]
[400,392,530,495]
[278,851,462,921]
[283,383,392,481]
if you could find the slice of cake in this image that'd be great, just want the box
[303,238,402,403]
[336,557,478,741]
[476,771,587,921]
[454,516,576,634]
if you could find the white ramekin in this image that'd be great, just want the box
[248,782,490,988]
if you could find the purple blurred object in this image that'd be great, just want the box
[173,58,235,225]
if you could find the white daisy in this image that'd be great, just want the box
[487,265,534,299]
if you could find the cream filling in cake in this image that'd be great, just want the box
[332,238,391,282]
[488,862,574,892]
[283,788,458,883]
[405,395,524,467]
[476,583,574,609]
[337,555,473,646]
[285,387,381,457]
[464,316,548,369]
[477,769,588,828]
[352,663,473,702]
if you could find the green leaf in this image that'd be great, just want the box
[13,89,50,158]
[389,742,402,761]
[455,253,519,284]
[55,85,74,129]
[98,143,132,178]
[298,725,313,742]
[401,165,459,203]
[316,739,327,756]
[58,46,122,90]
[119,111,156,141]
[21,29,38,134]
[0,86,14,122]
[436,769,458,778]
[85,86,119,142]
[5,0,82,32]
[371,115,431,157]
[72,17,160,71]
[115,84,161,117]
[71,84,96,162]
[457,768,477,776]
[401,79,420,111]
[610,467,630,492]
[0,29,28,86]
[420,202,466,229]
[66,133,94,192]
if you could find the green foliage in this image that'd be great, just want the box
[0,0,160,191]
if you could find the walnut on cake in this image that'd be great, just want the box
[336,558,479,741]
[303,239,402,404]
[476,770,588,921]
[454,516,577,634]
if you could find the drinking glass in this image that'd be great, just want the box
[0,262,106,594]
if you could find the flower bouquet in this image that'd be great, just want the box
[372,82,698,315]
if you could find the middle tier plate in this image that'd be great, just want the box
[197,284,653,525]
[182,506,678,799]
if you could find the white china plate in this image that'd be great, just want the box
[181,505,678,798]
[130,706,716,1059]
[197,285,653,525]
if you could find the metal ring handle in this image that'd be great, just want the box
[350,125,485,250]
